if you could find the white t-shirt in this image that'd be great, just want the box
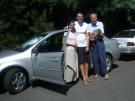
[66,31,76,46]
[75,21,88,47]
[87,21,104,34]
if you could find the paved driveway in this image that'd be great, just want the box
[0,55,135,101]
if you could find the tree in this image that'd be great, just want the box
[74,0,135,36]
[0,0,135,50]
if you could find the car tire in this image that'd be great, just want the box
[4,69,28,94]
[106,54,113,72]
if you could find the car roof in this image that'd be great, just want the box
[40,29,70,35]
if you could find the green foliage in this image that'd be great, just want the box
[63,0,78,9]
[110,0,135,10]
[0,0,135,50]
[28,16,54,33]
[0,34,21,50]
[0,20,10,32]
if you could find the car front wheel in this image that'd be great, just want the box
[4,69,28,94]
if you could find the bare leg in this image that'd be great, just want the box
[80,64,86,81]
[80,64,89,85]
[84,63,92,82]
[84,63,89,80]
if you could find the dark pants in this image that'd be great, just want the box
[91,39,107,75]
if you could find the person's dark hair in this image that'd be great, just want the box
[67,19,75,26]
[64,19,75,29]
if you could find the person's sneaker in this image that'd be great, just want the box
[104,74,110,80]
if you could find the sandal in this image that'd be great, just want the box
[87,77,92,82]
[82,80,89,86]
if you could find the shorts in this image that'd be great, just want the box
[77,47,89,64]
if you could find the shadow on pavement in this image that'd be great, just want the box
[119,54,135,61]
[32,80,72,95]
[0,80,72,95]
[0,83,6,94]
[111,64,119,71]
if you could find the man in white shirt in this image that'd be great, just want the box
[87,13,109,80]
[75,12,90,85]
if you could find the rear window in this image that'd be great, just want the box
[113,31,135,38]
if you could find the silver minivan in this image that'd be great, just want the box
[0,29,120,94]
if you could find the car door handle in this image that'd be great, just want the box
[51,58,60,62]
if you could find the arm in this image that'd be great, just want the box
[85,32,90,52]
[99,22,104,35]
[86,32,90,47]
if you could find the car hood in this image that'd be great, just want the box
[0,49,20,59]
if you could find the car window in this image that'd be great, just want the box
[38,32,64,52]
[113,31,135,38]
[14,33,47,51]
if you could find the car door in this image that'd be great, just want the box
[32,31,68,85]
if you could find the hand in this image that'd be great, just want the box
[74,43,78,46]
[64,26,68,29]
[85,47,89,52]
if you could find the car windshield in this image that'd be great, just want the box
[113,31,135,38]
[14,33,47,52]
